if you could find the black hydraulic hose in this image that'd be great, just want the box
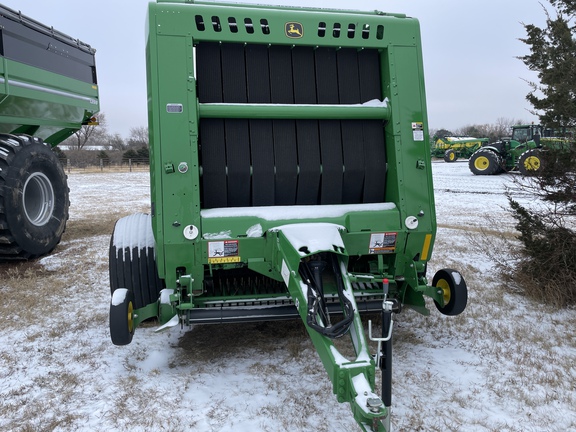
[309,260,330,325]
[299,260,330,325]
[298,255,354,339]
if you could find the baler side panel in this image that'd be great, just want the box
[383,44,436,260]
[151,33,202,282]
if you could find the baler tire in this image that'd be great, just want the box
[110,288,135,345]
[468,149,501,175]
[432,269,467,316]
[109,213,163,309]
[0,134,69,260]
[443,149,457,163]
[518,149,543,176]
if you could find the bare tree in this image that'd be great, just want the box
[127,126,149,148]
[68,112,108,149]
[454,118,528,142]
[106,133,126,151]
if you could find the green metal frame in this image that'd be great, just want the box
[0,5,99,145]
[142,1,442,430]
[0,59,99,145]
[146,0,436,287]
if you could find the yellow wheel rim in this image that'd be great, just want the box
[449,153,455,161]
[474,156,489,170]
[437,279,451,305]
[523,156,541,171]
[127,301,134,333]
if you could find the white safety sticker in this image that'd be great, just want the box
[412,122,424,141]
[369,232,397,254]
[208,240,240,264]
[281,260,290,287]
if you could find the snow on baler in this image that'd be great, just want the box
[108,2,468,430]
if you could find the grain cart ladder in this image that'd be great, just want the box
[109,2,468,430]
[0,3,99,260]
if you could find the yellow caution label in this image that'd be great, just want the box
[208,256,241,264]
[208,240,239,263]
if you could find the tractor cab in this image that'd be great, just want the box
[511,125,533,144]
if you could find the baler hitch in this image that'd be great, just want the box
[274,223,389,431]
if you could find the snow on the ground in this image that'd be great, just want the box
[0,162,575,432]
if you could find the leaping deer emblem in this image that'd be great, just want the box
[285,22,303,38]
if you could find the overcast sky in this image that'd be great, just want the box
[8,0,548,137]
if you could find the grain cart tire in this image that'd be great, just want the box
[469,149,501,175]
[109,213,163,309]
[0,134,69,260]
[110,288,135,345]
[518,149,543,176]
[432,269,467,316]
[444,149,457,162]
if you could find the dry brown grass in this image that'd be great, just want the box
[63,212,124,241]
[462,212,576,308]
[0,214,124,331]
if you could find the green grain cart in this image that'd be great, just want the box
[431,136,488,162]
[0,3,99,260]
[109,1,468,430]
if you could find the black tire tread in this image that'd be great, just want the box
[110,288,135,345]
[109,213,163,309]
[433,268,468,316]
[518,148,542,176]
[0,134,69,260]
[444,149,457,163]
[468,149,502,175]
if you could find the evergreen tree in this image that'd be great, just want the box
[508,0,576,306]
[519,2,576,127]
[52,146,67,165]
[122,148,139,163]
[136,146,150,163]
[97,150,110,166]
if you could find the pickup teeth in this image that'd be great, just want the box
[205,269,286,297]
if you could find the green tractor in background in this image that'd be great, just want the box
[431,136,488,162]
[469,124,573,175]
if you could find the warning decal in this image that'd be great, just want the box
[412,122,424,142]
[208,240,240,263]
[369,232,397,254]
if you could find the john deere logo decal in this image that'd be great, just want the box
[285,22,303,38]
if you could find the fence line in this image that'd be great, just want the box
[64,158,150,173]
